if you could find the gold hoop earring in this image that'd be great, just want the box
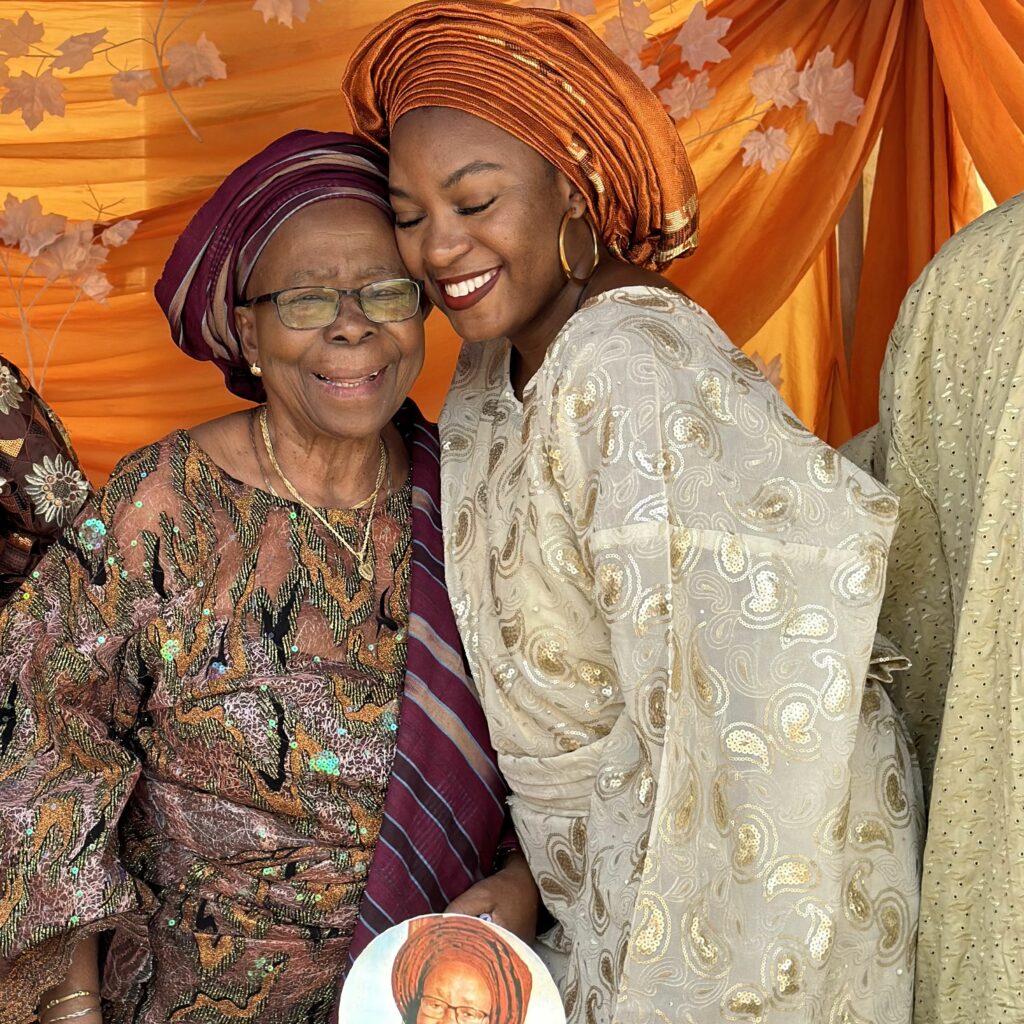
[249,363,262,377]
[558,210,600,284]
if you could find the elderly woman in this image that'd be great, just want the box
[344,5,923,1024]
[391,917,532,1024]
[0,131,535,1024]
[0,354,89,600]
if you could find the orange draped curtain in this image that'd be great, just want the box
[0,0,1022,482]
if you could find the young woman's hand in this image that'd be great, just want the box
[445,853,540,942]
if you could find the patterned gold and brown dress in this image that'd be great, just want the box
[0,411,511,1024]
[440,287,924,1024]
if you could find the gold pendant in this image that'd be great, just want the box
[358,560,374,582]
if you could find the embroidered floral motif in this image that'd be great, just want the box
[23,453,88,523]
[0,364,25,416]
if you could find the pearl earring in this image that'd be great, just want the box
[250,363,262,377]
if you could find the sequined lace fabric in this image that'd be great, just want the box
[843,193,1024,1024]
[440,287,923,1024]
[0,429,411,1023]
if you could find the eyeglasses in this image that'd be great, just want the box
[418,994,490,1024]
[238,279,423,329]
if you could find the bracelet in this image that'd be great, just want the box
[41,991,100,1012]
[46,1006,102,1024]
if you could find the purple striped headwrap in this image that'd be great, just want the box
[154,129,392,401]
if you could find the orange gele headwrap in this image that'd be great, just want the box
[343,0,698,269]
[391,917,533,1024]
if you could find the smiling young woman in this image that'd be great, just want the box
[345,5,923,1024]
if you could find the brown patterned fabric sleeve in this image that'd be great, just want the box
[0,355,90,603]
[0,475,151,1020]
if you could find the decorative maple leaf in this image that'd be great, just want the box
[80,270,112,303]
[110,69,156,105]
[51,29,108,73]
[0,11,43,59]
[1,70,65,130]
[0,194,66,256]
[164,33,227,89]
[740,127,791,172]
[619,0,652,36]
[750,48,799,109]
[660,71,715,121]
[252,0,312,29]
[748,351,784,391]
[674,3,731,71]
[602,19,638,61]
[511,0,596,10]
[35,222,106,283]
[624,52,660,90]
[100,218,141,247]
[797,46,864,134]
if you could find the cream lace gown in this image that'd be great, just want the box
[439,287,921,1024]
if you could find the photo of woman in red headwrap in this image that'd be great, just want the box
[0,129,537,1024]
[344,4,923,1023]
[338,913,565,1024]
[391,917,532,1024]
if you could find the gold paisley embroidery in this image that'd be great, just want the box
[765,857,816,899]
[636,590,670,636]
[809,447,839,489]
[697,370,737,424]
[781,606,837,647]
[740,565,787,626]
[774,953,801,997]
[715,532,748,579]
[800,902,836,962]
[631,891,671,962]
[854,817,894,851]
[683,910,726,977]
[845,870,872,925]
[724,986,765,1022]
[711,770,730,833]
[819,653,854,717]
[724,724,772,771]
[690,637,729,716]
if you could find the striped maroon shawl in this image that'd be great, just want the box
[346,403,510,967]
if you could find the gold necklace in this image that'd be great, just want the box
[250,406,279,496]
[258,406,387,582]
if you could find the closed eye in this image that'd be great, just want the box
[395,214,425,230]
[457,197,496,216]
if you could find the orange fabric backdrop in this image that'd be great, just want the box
[0,0,1022,482]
